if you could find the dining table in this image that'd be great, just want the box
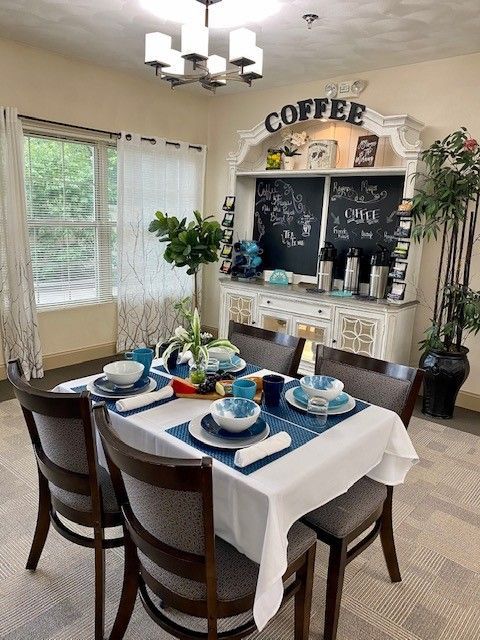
[56,357,419,632]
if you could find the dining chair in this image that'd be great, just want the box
[301,346,423,640]
[7,359,123,640]
[228,321,306,377]
[94,403,317,640]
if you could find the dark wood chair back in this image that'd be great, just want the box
[94,403,222,620]
[7,359,105,526]
[315,347,423,427]
[229,321,305,377]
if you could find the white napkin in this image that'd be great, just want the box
[115,385,174,413]
[178,350,192,365]
[234,432,292,468]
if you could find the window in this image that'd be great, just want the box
[23,133,117,307]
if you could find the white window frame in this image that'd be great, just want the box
[23,125,117,311]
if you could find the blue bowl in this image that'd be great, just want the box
[300,375,344,401]
[210,397,260,433]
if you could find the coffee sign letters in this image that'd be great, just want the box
[264,98,366,134]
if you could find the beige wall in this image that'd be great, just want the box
[0,37,210,373]
[203,52,480,401]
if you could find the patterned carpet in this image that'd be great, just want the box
[1,397,479,640]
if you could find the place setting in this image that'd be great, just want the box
[284,375,357,416]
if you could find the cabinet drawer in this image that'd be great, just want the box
[258,294,332,320]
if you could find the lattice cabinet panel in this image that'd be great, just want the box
[335,312,382,357]
[226,293,256,326]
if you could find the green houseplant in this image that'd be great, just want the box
[161,299,238,384]
[412,129,480,418]
[148,210,222,308]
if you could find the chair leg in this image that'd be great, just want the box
[108,534,138,640]
[294,544,316,640]
[94,527,106,640]
[324,539,348,640]
[380,489,401,583]
[26,472,51,571]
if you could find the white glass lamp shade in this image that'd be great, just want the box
[145,32,172,67]
[241,46,263,80]
[207,55,227,86]
[181,23,209,61]
[162,49,185,78]
[229,28,256,67]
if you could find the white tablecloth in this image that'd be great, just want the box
[57,361,418,631]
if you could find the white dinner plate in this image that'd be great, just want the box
[284,388,356,415]
[188,414,270,450]
[86,376,157,399]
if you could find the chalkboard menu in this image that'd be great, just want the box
[325,175,405,281]
[253,177,325,276]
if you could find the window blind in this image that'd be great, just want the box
[23,133,117,308]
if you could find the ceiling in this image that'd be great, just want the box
[1,0,479,93]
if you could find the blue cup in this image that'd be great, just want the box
[125,347,154,380]
[232,378,257,400]
[263,374,284,407]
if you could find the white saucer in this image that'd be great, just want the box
[86,377,157,399]
[188,414,270,450]
[284,388,356,415]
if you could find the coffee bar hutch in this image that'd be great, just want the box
[218,101,425,374]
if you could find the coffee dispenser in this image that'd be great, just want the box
[369,244,391,299]
[316,242,337,292]
[343,247,362,294]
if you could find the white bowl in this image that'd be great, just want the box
[300,375,344,402]
[210,397,260,433]
[208,347,235,364]
[103,361,144,388]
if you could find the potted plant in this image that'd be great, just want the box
[162,298,238,384]
[412,129,480,418]
[148,210,222,309]
[281,130,309,170]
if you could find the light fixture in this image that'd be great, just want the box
[144,0,265,91]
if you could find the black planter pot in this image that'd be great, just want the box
[420,348,470,419]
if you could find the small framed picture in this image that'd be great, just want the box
[219,260,232,275]
[220,244,233,259]
[390,261,407,280]
[394,218,412,238]
[223,196,236,212]
[221,229,233,245]
[392,241,410,259]
[388,282,406,301]
[353,134,379,168]
[221,212,235,228]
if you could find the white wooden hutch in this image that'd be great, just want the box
[218,103,425,373]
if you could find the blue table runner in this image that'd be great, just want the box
[167,380,369,475]
[73,372,175,417]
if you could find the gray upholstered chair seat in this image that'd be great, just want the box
[302,477,387,538]
[140,521,316,603]
[50,466,119,514]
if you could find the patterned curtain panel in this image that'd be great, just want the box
[0,107,43,379]
[116,134,206,352]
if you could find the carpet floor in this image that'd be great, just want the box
[0,398,479,640]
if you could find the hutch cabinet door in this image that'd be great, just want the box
[220,290,258,336]
[333,309,384,358]
[293,316,332,374]
[258,310,291,335]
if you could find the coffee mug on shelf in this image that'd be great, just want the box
[125,347,154,380]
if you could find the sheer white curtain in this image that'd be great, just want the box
[0,107,43,379]
[116,133,206,352]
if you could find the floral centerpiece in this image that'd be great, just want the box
[281,130,309,170]
[162,299,238,384]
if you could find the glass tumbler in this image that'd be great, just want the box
[307,397,328,428]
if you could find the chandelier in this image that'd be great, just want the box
[144,0,264,91]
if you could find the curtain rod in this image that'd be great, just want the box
[19,114,204,151]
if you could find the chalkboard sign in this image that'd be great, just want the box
[325,175,405,281]
[253,177,325,276]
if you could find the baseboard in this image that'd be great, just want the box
[0,342,118,380]
[456,390,480,413]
